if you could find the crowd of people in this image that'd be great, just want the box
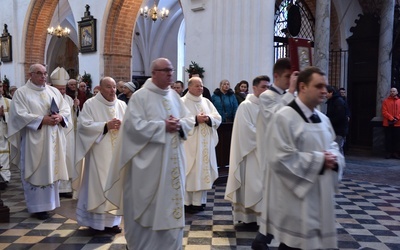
[0,57,350,249]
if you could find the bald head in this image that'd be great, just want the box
[29,64,47,86]
[188,77,204,97]
[99,77,117,102]
[68,79,77,91]
[390,88,398,97]
[150,58,174,89]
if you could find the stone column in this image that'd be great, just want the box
[314,0,331,74]
[376,0,395,116]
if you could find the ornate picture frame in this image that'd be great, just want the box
[78,5,97,53]
[1,24,12,62]
[288,38,312,72]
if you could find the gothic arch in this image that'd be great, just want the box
[103,0,142,81]
[24,0,59,80]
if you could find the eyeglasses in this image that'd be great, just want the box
[154,68,175,73]
[34,71,48,77]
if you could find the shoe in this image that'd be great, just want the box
[59,192,73,198]
[0,181,7,190]
[251,240,269,250]
[191,205,204,212]
[0,176,7,190]
[35,211,50,220]
[393,153,400,159]
[385,153,392,159]
[105,226,122,234]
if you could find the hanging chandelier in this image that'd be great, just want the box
[140,1,169,22]
[47,0,70,38]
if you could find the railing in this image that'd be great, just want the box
[274,41,348,89]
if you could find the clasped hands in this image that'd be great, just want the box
[197,112,209,124]
[165,115,181,133]
[323,151,337,170]
[107,118,122,130]
[43,114,63,126]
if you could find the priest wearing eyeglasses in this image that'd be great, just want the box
[105,58,195,250]
[8,63,71,220]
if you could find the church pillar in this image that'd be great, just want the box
[372,0,395,154]
[376,0,395,116]
[180,0,275,92]
[314,0,331,74]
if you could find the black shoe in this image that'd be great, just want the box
[251,240,269,250]
[191,205,204,212]
[105,226,122,234]
[0,175,7,190]
[35,211,50,220]
[385,153,392,159]
[59,192,73,198]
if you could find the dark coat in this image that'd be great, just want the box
[326,92,349,136]
[211,88,238,122]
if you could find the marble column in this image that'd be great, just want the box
[314,0,331,75]
[376,0,395,117]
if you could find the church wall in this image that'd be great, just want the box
[181,0,275,93]
[332,0,363,50]
[0,0,31,87]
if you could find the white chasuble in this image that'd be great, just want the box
[261,104,345,250]
[8,80,71,186]
[0,96,11,182]
[59,94,75,192]
[225,94,262,222]
[74,93,126,215]
[104,79,195,248]
[181,92,221,192]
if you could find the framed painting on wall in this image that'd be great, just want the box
[1,24,12,62]
[78,5,97,53]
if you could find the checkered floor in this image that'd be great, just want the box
[0,170,399,249]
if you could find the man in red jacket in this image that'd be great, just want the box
[382,88,400,159]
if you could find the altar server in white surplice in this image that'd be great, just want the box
[252,58,298,249]
[104,58,195,250]
[0,81,11,186]
[8,63,71,220]
[181,76,221,212]
[225,75,269,225]
[50,67,76,198]
[73,76,126,233]
[266,67,345,250]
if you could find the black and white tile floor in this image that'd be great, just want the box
[0,156,399,250]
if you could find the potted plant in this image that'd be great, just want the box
[81,71,92,90]
[185,61,205,78]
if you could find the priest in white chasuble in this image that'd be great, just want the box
[225,75,269,225]
[104,58,195,250]
[8,63,71,220]
[0,81,12,186]
[50,67,76,198]
[73,76,126,233]
[264,67,345,250]
[181,76,221,212]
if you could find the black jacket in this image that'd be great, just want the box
[326,92,348,136]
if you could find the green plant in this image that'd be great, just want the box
[81,71,92,88]
[185,61,205,78]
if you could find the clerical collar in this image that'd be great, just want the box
[26,79,47,91]
[295,97,314,119]
[185,92,203,102]
[270,84,285,95]
[143,78,169,96]
[96,91,117,106]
